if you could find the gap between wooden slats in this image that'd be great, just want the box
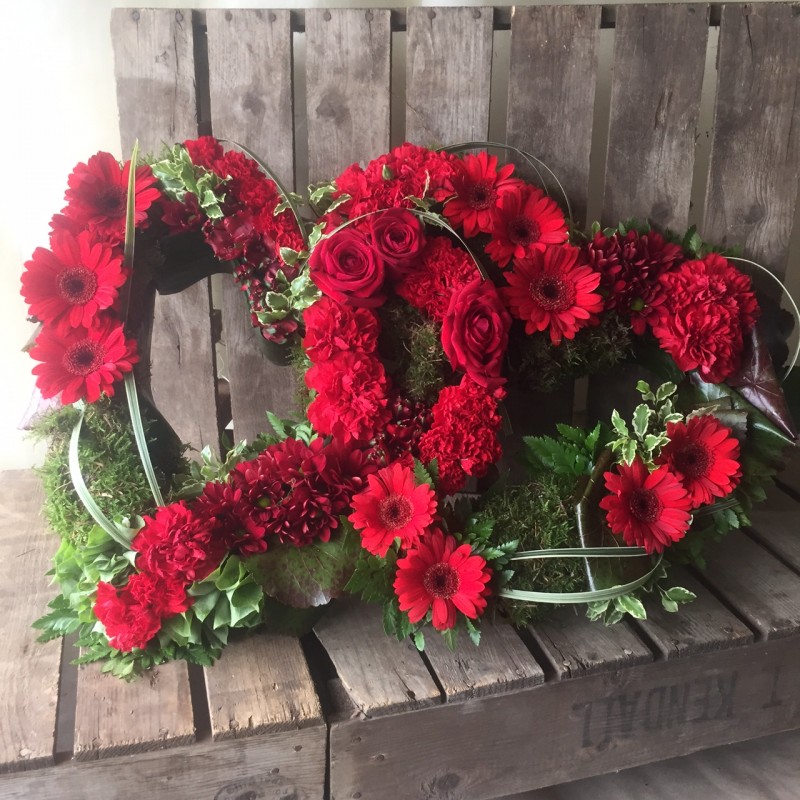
[0,472,62,774]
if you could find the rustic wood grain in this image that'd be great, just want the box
[776,449,800,498]
[112,8,221,456]
[746,487,800,573]
[314,601,441,717]
[405,7,494,146]
[602,4,709,231]
[306,8,392,184]
[422,621,544,701]
[530,607,653,679]
[698,531,800,640]
[203,634,322,740]
[506,5,601,229]
[0,472,61,774]
[73,661,194,760]
[702,3,800,279]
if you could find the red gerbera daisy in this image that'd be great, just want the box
[485,185,567,267]
[655,415,741,509]
[393,530,492,631]
[502,245,603,345]
[444,151,523,237]
[62,152,161,245]
[600,457,693,554]
[21,231,126,331]
[349,461,437,557]
[29,317,138,405]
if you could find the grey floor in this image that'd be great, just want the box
[498,729,800,800]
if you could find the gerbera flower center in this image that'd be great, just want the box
[508,217,540,247]
[530,275,576,311]
[673,441,712,479]
[63,339,105,376]
[423,562,460,599]
[378,494,414,530]
[57,267,98,305]
[95,185,127,217]
[628,488,663,523]
[466,180,497,210]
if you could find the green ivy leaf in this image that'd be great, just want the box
[661,596,679,613]
[611,409,629,437]
[615,594,647,619]
[664,586,697,603]
[632,404,652,439]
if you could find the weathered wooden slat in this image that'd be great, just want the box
[746,487,800,573]
[776,450,800,498]
[698,531,800,640]
[405,7,494,146]
[530,607,653,679]
[702,3,800,279]
[422,621,544,702]
[506,4,601,228]
[602,4,709,231]
[203,634,322,740]
[73,661,195,760]
[314,601,441,717]
[635,568,754,660]
[0,472,61,774]
[305,9,392,184]
[111,8,220,456]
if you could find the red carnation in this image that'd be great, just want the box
[442,277,510,390]
[94,581,161,652]
[21,231,126,331]
[394,530,492,631]
[656,415,741,509]
[185,136,224,170]
[368,208,426,277]
[502,245,603,345]
[444,151,523,237]
[600,457,693,554]
[30,317,138,405]
[127,572,192,618]
[349,461,437,557]
[303,297,379,362]
[62,152,161,245]
[485,185,567,267]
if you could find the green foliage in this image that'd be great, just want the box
[345,549,397,605]
[521,422,603,479]
[254,269,320,336]
[150,143,226,218]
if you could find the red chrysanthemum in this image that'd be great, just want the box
[485,185,567,267]
[502,245,603,345]
[30,317,138,405]
[94,581,161,652]
[444,151,524,237]
[600,457,693,554]
[62,152,161,245]
[303,297,379,362]
[21,231,126,331]
[394,530,492,631]
[655,415,741,509]
[195,480,270,556]
[348,461,437,557]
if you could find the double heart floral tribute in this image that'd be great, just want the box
[22,137,796,677]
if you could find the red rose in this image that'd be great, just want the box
[309,228,386,307]
[441,277,510,390]
[368,209,425,277]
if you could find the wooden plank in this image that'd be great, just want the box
[204,634,322,740]
[73,661,194,760]
[530,607,653,679]
[506,4,601,228]
[0,472,61,774]
[305,8,392,184]
[111,8,220,456]
[405,7,494,146]
[698,531,800,640]
[703,3,800,279]
[776,449,800,498]
[602,4,709,231]
[746,487,800,573]
[206,9,298,438]
[314,601,441,717]
[330,635,800,800]
[635,568,754,660]
[422,621,544,702]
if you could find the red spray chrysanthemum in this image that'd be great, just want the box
[655,415,741,509]
[600,457,693,554]
[394,530,492,631]
[485,185,568,267]
[94,581,161,652]
[30,317,138,405]
[21,231,126,331]
[195,480,270,556]
[502,245,603,345]
[349,461,437,557]
[62,152,161,245]
[444,151,524,237]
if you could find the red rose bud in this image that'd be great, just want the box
[441,277,510,390]
[368,208,426,277]
[309,228,386,307]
